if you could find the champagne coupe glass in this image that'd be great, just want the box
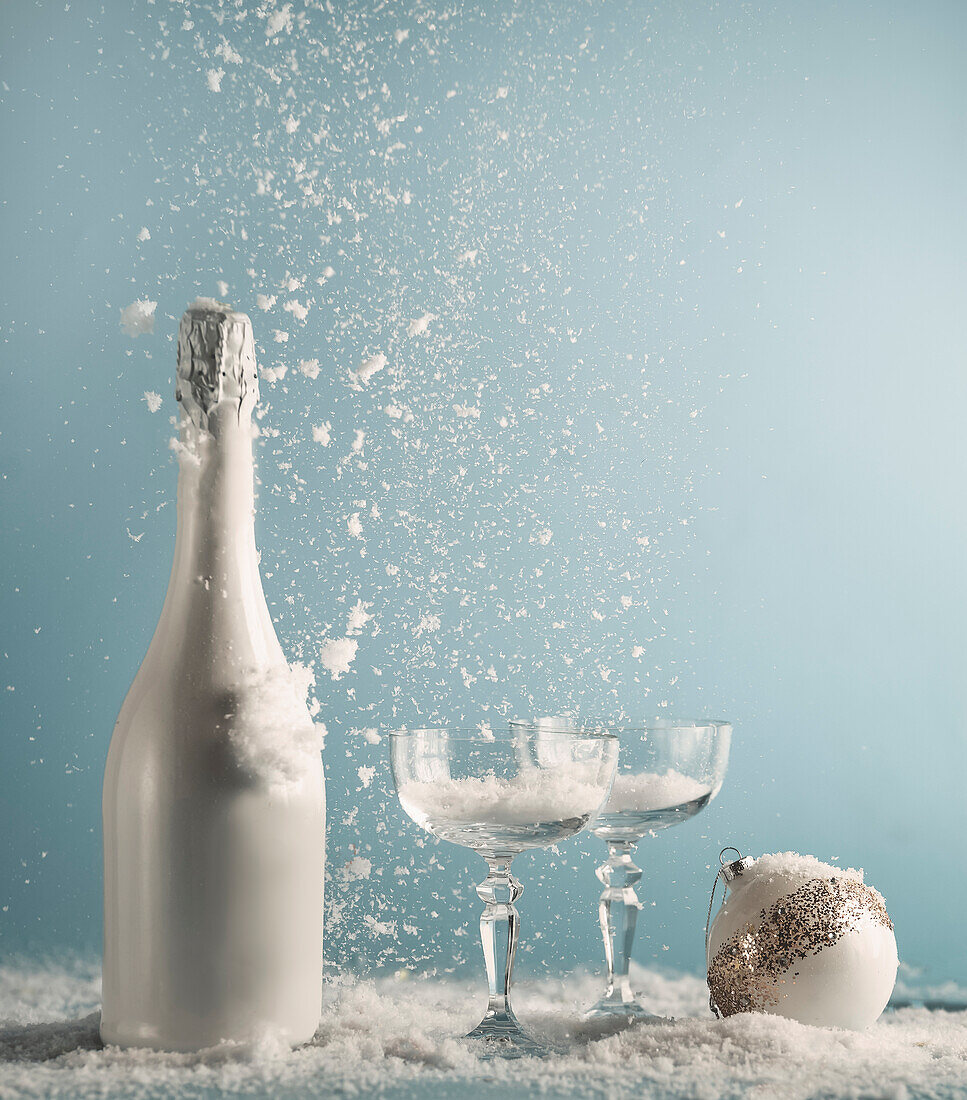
[389,726,618,1055]
[513,717,731,1022]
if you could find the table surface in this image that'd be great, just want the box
[1,960,965,1100]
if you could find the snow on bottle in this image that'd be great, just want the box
[101,300,325,1051]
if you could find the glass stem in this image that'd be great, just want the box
[596,841,642,1005]
[473,856,523,1031]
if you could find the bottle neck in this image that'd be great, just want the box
[179,406,259,575]
[157,406,283,678]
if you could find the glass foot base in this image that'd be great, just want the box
[584,998,665,1026]
[465,1019,553,1058]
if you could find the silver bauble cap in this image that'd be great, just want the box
[721,855,756,885]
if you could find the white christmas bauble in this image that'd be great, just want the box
[706,852,898,1030]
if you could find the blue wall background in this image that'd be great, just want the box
[2,0,965,993]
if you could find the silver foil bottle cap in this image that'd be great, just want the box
[176,298,259,429]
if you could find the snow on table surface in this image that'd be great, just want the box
[1,960,965,1100]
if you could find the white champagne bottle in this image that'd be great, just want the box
[101,300,325,1051]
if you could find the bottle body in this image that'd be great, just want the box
[101,669,325,1050]
[102,306,325,1050]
